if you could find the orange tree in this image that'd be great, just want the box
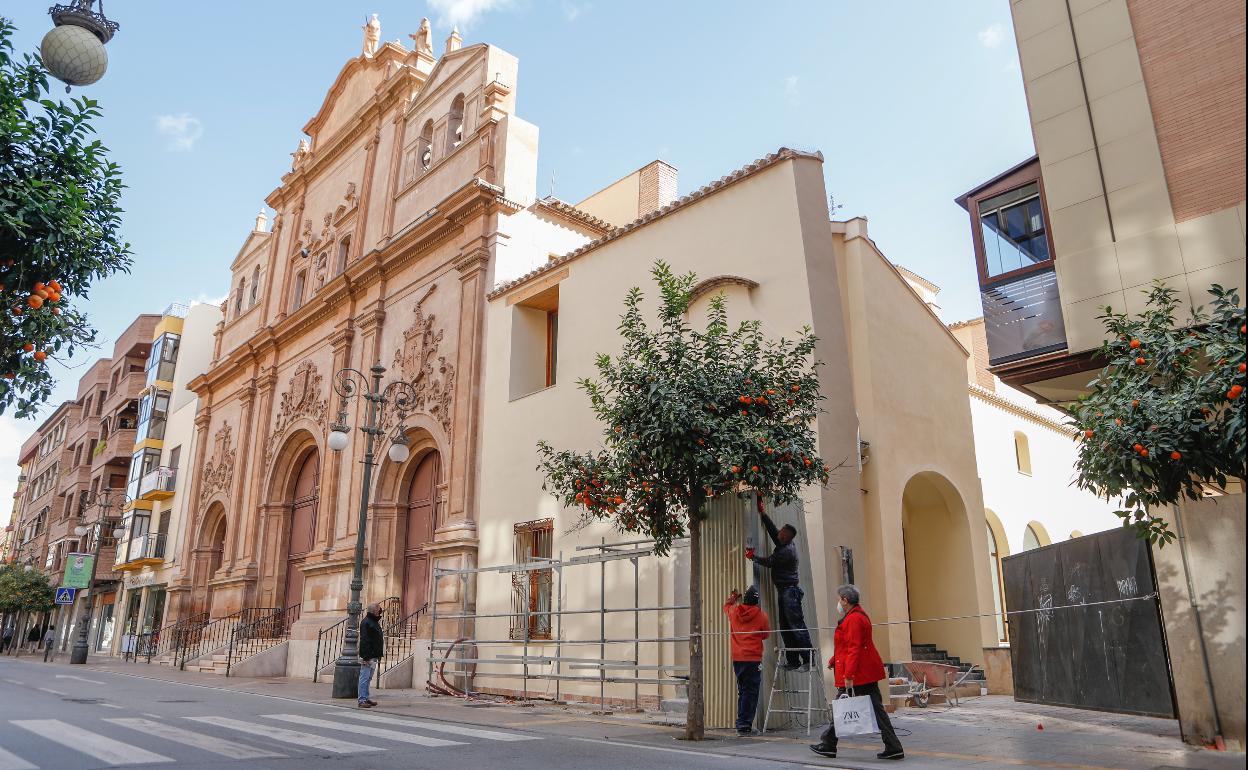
[537,262,835,740]
[0,562,55,616]
[1069,283,1246,545]
[0,18,130,417]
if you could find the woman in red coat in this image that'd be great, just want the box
[810,585,904,761]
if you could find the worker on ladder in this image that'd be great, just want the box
[749,496,814,670]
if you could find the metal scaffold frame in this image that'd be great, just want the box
[427,536,691,710]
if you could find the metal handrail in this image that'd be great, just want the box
[176,607,276,670]
[139,612,208,663]
[377,603,429,687]
[225,603,301,676]
[312,596,401,684]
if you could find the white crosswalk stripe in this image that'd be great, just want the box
[106,717,285,760]
[185,715,381,754]
[332,710,540,741]
[0,745,37,770]
[264,713,463,747]
[11,719,172,766]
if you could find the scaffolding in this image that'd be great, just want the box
[426,537,691,711]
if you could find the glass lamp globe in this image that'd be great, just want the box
[328,429,351,452]
[41,24,108,88]
[23,564,33,572]
[112,527,126,540]
[388,442,410,464]
[73,524,88,537]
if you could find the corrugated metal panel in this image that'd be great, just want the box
[700,494,748,729]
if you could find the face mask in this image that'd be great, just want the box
[836,602,846,615]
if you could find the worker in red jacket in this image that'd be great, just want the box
[723,585,771,735]
[810,585,904,761]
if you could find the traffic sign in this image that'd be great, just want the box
[54,587,77,605]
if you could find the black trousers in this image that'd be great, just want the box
[818,681,903,753]
[732,661,762,731]
[776,586,813,667]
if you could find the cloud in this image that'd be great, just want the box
[561,1,589,21]
[978,23,1006,49]
[155,113,203,151]
[784,75,800,105]
[428,0,511,28]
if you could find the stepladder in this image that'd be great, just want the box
[762,642,829,735]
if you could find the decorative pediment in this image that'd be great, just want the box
[303,42,411,145]
[264,361,329,468]
[198,423,236,509]
[390,284,456,434]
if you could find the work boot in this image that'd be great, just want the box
[877,749,905,760]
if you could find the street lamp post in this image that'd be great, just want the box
[328,363,416,699]
[69,488,128,665]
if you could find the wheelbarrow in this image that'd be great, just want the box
[900,661,960,708]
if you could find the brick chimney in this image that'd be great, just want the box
[637,160,677,217]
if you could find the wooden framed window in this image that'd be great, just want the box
[545,310,559,387]
[510,519,553,641]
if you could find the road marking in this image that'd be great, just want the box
[55,675,105,684]
[107,717,285,760]
[266,714,463,748]
[34,688,66,696]
[1,678,25,686]
[0,745,37,770]
[332,710,539,741]
[186,716,381,754]
[11,719,172,765]
[142,714,163,719]
[97,703,124,709]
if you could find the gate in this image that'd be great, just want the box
[1002,526,1175,718]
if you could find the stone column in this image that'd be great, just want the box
[247,368,278,569]
[351,125,383,262]
[319,324,356,555]
[168,408,212,624]
[380,101,409,245]
[226,381,258,577]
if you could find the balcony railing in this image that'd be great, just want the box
[115,532,165,568]
[138,467,177,500]
[981,267,1068,366]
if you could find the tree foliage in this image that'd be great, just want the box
[0,18,131,417]
[1069,283,1246,544]
[537,262,836,739]
[0,562,55,615]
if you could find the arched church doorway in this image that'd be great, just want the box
[901,472,980,664]
[284,449,319,608]
[402,452,440,617]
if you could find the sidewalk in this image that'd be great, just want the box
[45,655,1244,770]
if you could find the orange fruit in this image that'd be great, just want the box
[51,307,60,315]
[1239,363,1246,373]
[48,280,61,291]
[33,282,45,292]
[791,384,800,392]
[1170,451,1182,460]
[35,289,48,300]
[3,372,14,380]
[1129,339,1141,349]
[1115,418,1123,426]
[1229,385,1244,400]
[751,465,760,473]
[767,389,776,395]
[22,343,33,352]
[1135,357,1146,366]
[1084,430,1094,438]
[731,466,740,474]
[1132,399,1140,408]
[33,351,46,361]
[27,295,42,309]
[1133,443,1144,452]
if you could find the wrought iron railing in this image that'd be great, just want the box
[176,607,276,670]
[312,596,401,684]
[139,612,208,663]
[225,603,301,676]
[377,603,429,687]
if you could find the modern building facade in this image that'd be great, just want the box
[960,0,1244,402]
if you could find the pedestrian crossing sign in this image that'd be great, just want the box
[54,587,77,604]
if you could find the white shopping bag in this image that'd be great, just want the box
[832,692,879,736]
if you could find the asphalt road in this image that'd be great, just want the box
[0,657,815,769]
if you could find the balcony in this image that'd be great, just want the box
[114,532,166,571]
[980,268,1067,366]
[57,465,92,496]
[91,428,137,469]
[138,467,177,501]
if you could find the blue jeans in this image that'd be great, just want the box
[777,586,813,667]
[733,661,762,731]
[358,659,373,703]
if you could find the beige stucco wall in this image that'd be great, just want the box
[1154,494,1246,750]
[575,170,641,227]
[1011,0,1246,354]
[831,220,998,666]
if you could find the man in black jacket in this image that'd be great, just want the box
[358,603,384,708]
[749,499,814,669]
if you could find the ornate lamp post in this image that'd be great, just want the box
[69,488,128,664]
[41,1,119,91]
[327,363,417,699]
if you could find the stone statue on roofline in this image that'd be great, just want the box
[362,13,381,57]
[411,18,433,55]
[291,138,310,170]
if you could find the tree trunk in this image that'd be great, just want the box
[685,511,704,740]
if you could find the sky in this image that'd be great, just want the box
[0,1,1036,511]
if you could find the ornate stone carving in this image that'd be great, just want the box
[391,285,456,434]
[344,182,357,206]
[199,423,236,509]
[264,361,328,468]
[362,14,381,57]
[411,18,433,55]
[291,138,310,170]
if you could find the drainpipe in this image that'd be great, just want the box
[1171,499,1224,749]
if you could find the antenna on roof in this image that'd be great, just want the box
[549,169,556,199]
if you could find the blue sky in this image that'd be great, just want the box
[1,1,1035,504]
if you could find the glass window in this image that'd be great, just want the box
[1023,524,1042,552]
[1014,432,1032,475]
[145,333,180,386]
[986,524,1008,643]
[137,390,170,443]
[979,183,1050,279]
[510,519,553,641]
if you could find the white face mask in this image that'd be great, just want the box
[836,601,846,615]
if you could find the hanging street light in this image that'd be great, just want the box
[326,363,420,699]
[41,1,119,91]
[68,488,129,665]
